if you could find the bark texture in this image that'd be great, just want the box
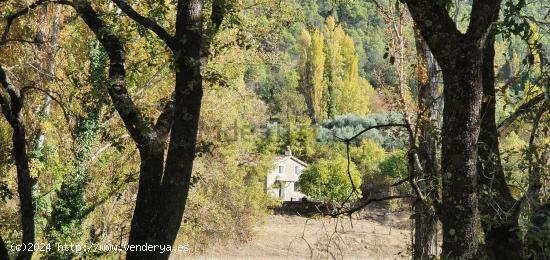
[478,31,524,260]
[72,0,217,258]
[413,29,440,260]
[0,66,35,260]
[403,0,502,258]
[0,236,8,260]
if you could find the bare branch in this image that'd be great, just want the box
[20,86,75,138]
[391,177,410,187]
[0,0,72,48]
[407,148,440,216]
[344,141,358,193]
[340,123,409,143]
[328,195,412,217]
[0,38,42,46]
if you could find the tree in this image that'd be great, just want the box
[379,149,407,181]
[335,28,372,116]
[62,0,228,258]
[477,14,549,257]
[0,2,48,257]
[0,66,34,260]
[298,16,372,123]
[477,30,525,259]
[44,41,109,260]
[324,16,342,118]
[412,28,440,260]
[402,0,502,257]
[298,28,325,123]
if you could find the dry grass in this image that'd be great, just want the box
[180,206,413,260]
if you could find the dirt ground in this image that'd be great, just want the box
[192,207,413,260]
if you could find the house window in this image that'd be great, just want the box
[278,165,284,175]
[294,166,300,175]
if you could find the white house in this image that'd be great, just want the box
[266,146,308,201]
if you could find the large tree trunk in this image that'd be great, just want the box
[478,31,524,260]
[413,29,439,260]
[403,0,502,257]
[73,1,205,258]
[126,146,166,258]
[148,0,204,251]
[126,1,204,259]
[0,67,35,260]
[439,41,484,259]
[0,236,8,260]
[73,2,166,258]
[12,123,34,260]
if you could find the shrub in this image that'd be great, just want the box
[350,139,387,177]
[298,156,362,203]
[379,149,408,181]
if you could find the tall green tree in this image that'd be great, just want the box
[298,28,326,123]
[298,16,372,123]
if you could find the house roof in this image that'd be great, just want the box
[274,155,308,167]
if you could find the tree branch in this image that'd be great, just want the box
[0,65,22,116]
[2,0,47,42]
[402,0,462,65]
[111,0,175,50]
[72,0,154,146]
[340,123,409,143]
[20,86,75,141]
[466,0,502,41]
[526,103,547,187]
[498,93,547,136]
[0,38,42,46]
[515,102,549,216]
[0,0,73,48]
[407,148,439,215]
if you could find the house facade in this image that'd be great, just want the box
[266,147,308,201]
